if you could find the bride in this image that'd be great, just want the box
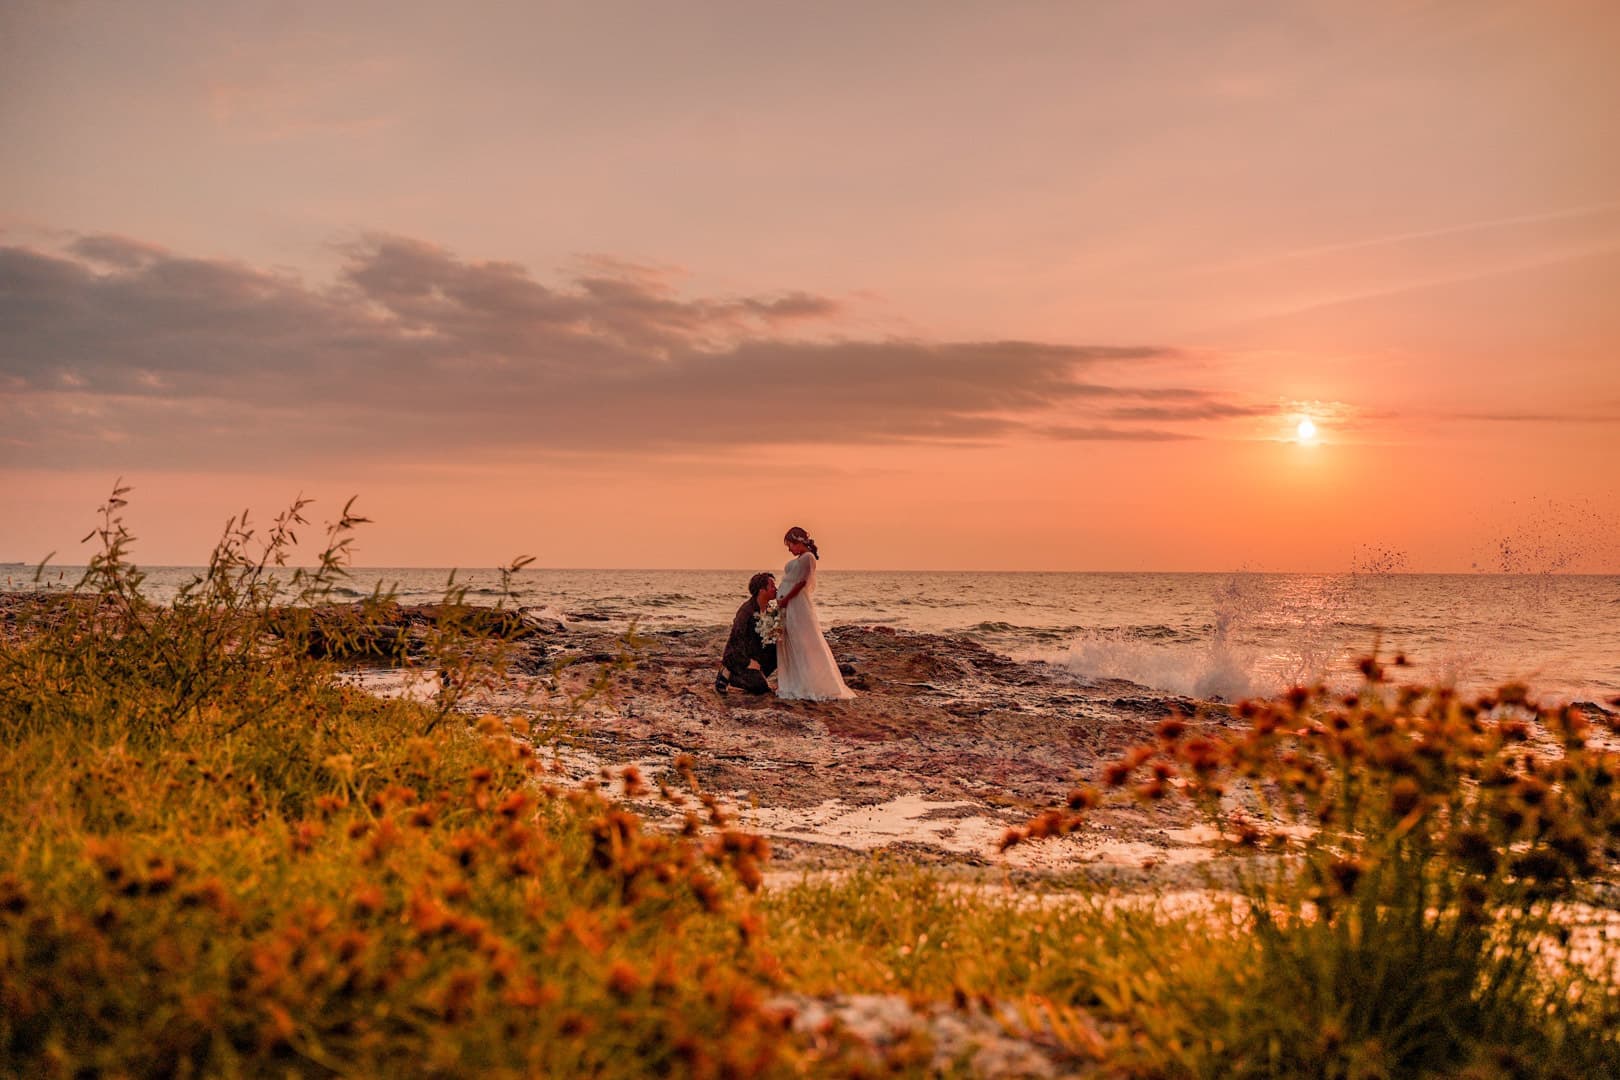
[775,526,856,701]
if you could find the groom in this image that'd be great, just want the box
[714,572,778,696]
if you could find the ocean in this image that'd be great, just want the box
[10,565,1619,705]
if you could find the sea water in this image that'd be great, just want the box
[10,566,1618,704]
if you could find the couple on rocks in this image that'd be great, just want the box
[715,527,856,702]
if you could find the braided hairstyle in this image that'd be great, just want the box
[783,526,819,560]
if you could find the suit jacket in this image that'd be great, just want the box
[722,597,777,675]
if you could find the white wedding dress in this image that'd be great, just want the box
[775,551,855,701]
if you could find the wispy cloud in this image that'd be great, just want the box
[1209,200,1620,272]
[0,234,1258,469]
[1448,411,1620,424]
[1233,239,1620,324]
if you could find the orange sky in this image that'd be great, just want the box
[2,2,1617,571]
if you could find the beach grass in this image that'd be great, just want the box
[4,491,1618,1077]
[0,492,831,1077]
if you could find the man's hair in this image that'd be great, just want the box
[747,572,776,596]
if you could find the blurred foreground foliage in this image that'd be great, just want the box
[4,488,1619,1077]
[999,658,1620,1077]
[0,489,849,1078]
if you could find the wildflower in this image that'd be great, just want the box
[407,892,452,936]
[1025,810,1070,840]
[689,872,722,912]
[673,753,697,786]
[1157,717,1187,742]
[291,820,324,852]
[1101,761,1133,788]
[607,961,644,998]
[734,855,764,892]
[351,883,385,917]
[621,765,647,797]
[1066,787,1098,811]
[450,832,481,868]
[496,791,533,818]
[1500,720,1531,742]
[1181,737,1222,774]
[502,978,557,1008]
[408,805,436,828]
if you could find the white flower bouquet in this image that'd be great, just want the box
[755,599,784,644]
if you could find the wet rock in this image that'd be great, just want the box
[769,992,1105,1076]
[517,607,569,634]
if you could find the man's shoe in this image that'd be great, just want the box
[713,673,729,695]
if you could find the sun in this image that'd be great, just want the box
[1296,417,1318,443]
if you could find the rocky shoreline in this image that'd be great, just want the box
[10,588,1613,886]
[0,588,1262,881]
[424,617,1251,885]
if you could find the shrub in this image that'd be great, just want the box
[1012,666,1620,1076]
[0,489,824,1077]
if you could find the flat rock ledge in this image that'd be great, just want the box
[446,622,1245,883]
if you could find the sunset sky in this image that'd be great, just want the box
[3,1,1617,571]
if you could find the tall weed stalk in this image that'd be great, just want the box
[0,489,838,1077]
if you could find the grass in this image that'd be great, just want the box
[998,663,1620,1077]
[4,488,1618,1077]
[0,491,830,1077]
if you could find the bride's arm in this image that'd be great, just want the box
[777,555,810,607]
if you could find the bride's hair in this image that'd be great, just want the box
[784,526,819,560]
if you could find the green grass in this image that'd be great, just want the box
[1,491,827,1077]
[4,488,1618,1077]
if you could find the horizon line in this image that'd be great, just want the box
[8,563,1617,578]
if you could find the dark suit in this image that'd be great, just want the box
[721,597,777,694]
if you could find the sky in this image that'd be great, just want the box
[2,0,1618,571]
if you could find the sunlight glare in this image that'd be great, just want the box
[1296,417,1317,443]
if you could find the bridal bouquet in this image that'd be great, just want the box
[755,599,784,644]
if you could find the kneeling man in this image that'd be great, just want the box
[714,572,778,695]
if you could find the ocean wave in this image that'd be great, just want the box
[1050,630,1265,702]
[637,593,698,608]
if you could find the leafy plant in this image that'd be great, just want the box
[0,489,851,1077]
[1009,662,1620,1076]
